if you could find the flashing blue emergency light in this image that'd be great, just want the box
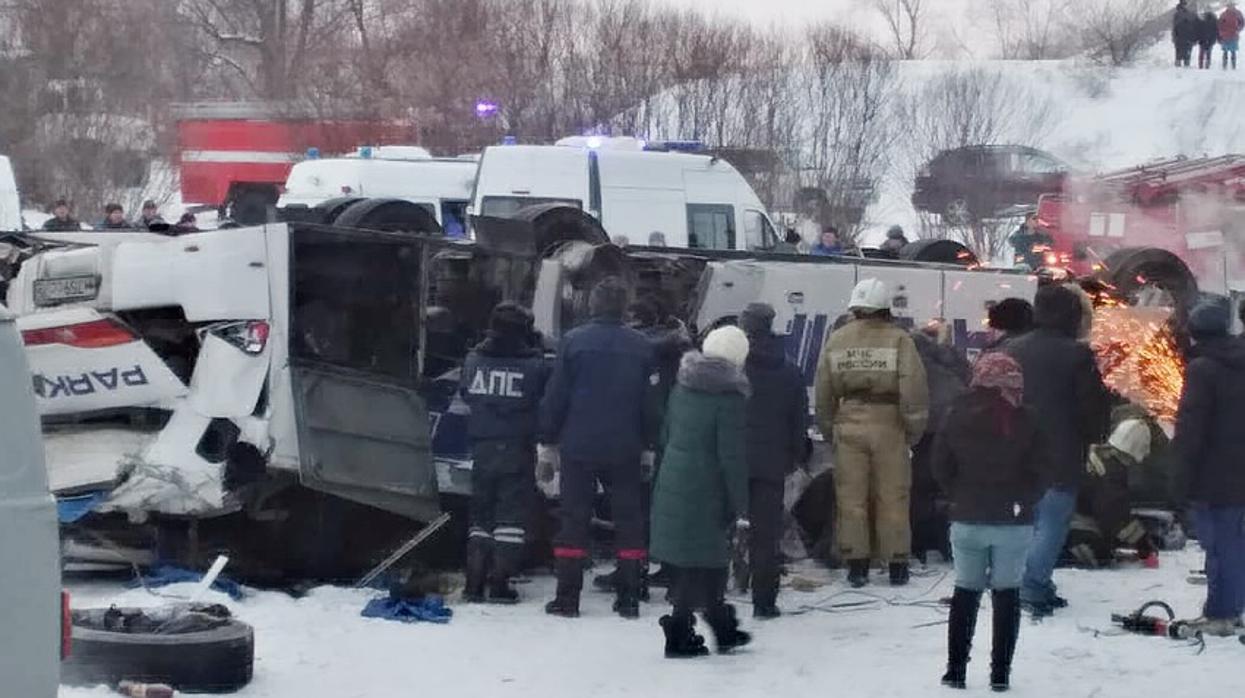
[476,100,501,118]
[358,146,374,159]
[305,147,320,160]
[501,135,518,146]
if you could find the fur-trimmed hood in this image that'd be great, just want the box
[676,350,750,396]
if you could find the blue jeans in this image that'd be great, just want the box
[1021,487,1077,605]
[951,523,1033,591]
[1193,504,1245,620]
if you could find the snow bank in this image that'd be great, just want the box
[60,548,1238,698]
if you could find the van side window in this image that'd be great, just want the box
[291,233,421,382]
[441,200,468,238]
[687,204,735,250]
[744,210,776,250]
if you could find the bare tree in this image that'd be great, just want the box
[874,0,927,59]
[798,23,895,247]
[982,0,1077,60]
[186,0,355,100]
[1076,0,1168,67]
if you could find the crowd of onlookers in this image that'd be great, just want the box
[1174,0,1244,70]
[40,199,200,234]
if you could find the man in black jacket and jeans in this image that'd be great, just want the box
[459,303,550,604]
[740,303,808,619]
[1175,295,1245,636]
[541,277,660,619]
[1005,285,1109,617]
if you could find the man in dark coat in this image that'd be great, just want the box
[1174,295,1245,636]
[137,200,165,230]
[984,298,1034,352]
[99,203,130,230]
[1005,285,1109,616]
[41,200,81,231]
[1008,214,1054,269]
[1173,0,1199,67]
[540,277,660,619]
[1198,11,1220,69]
[459,303,550,604]
[911,321,970,562]
[739,302,807,619]
[593,296,690,596]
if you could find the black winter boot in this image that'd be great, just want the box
[463,535,490,603]
[487,537,523,605]
[660,613,709,658]
[991,589,1022,692]
[705,604,752,653]
[545,559,583,618]
[596,565,651,601]
[613,559,642,619]
[889,561,910,587]
[941,587,982,689]
[847,559,870,589]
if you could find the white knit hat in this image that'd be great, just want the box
[702,325,750,368]
[1108,419,1151,464]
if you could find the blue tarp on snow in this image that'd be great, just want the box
[129,564,246,600]
[361,596,452,624]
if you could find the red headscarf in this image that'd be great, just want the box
[971,352,1024,408]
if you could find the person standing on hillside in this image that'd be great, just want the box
[1173,0,1199,67]
[1220,1,1245,70]
[816,279,929,588]
[1199,11,1220,69]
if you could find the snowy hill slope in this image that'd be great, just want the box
[866,54,1245,241]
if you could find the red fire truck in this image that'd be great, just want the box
[1036,155,1245,305]
[173,102,417,224]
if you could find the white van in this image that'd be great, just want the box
[0,303,62,697]
[470,138,782,251]
[278,149,477,236]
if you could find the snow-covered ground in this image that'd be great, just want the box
[59,547,1236,698]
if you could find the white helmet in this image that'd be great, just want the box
[1108,419,1151,464]
[849,278,891,312]
[702,325,750,368]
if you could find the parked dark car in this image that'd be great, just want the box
[913,145,1069,226]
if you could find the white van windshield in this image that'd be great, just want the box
[480,196,581,219]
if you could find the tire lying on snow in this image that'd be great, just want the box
[334,198,443,235]
[62,605,254,693]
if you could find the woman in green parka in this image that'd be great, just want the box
[650,324,753,658]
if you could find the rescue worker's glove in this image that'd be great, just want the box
[1086,445,1110,478]
[640,450,657,482]
[536,444,561,498]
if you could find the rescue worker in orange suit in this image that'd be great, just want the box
[816,278,929,588]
